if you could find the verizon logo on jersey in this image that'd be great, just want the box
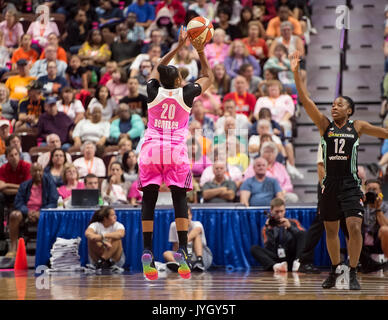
[154,119,179,130]
[329,155,348,160]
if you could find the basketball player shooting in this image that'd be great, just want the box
[138,26,213,280]
[291,50,388,290]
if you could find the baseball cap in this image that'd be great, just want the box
[45,96,57,105]
[0,119,9,127]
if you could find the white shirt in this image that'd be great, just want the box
[88,221,125,236]
[199,164,243,187]
[57,99,85,122]
[88,97,117,122]
[168,220,206,254]
[215,114,251,135]
[248,134,282,159]
[72,118,110,144]
[73,156,106,178]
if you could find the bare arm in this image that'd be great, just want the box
[202,187,226,200]
[192,38,214,94]
[317,162,325,187]
[104,229,125,240]
[354,120,388,139]
[240,190,251,207]
[290,51,330,135]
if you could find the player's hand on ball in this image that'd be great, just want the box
[191,37,206,53]
[178,26,188,47]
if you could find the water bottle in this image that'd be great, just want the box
[57,196,64,208]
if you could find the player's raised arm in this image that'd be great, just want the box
[354,120,388,139]
[191,36,214,94]
[290,51,330,135]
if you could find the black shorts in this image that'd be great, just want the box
[319,177,365,221]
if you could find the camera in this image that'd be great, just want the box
[365,191,377,204]
[265,211,281,227]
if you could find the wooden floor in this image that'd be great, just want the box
[1,268,388,300]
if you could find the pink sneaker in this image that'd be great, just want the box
[273,261,288,273]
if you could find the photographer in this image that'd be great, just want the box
[359,179,388,273]
[250,197,306,272]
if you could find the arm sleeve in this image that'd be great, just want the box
[146,78,160,103]
[182,82,202,108]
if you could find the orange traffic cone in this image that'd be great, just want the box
[14,238,28,271]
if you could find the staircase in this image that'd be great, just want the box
[293,0,385,203]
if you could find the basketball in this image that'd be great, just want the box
[187,16,214,45]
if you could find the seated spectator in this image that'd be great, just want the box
[5,59,36,102]
[224,40,261,79]
[109,137,133,167]
[155,0,186,27]
[0,84,15,123]
[73,105,110,149]
[57,87,85,125]
[188,0,216,22]
[6,163,58,258]
[242,21,268,62]
[30,45,67,79]
[119,78,148,119]
[189,100,215,140]
[141,29,169,56]
[11,34,38,70]
[26,11,60,48]
[223,134,249,173]
[240,156,283,207]
[15,80,45,131]
[73,141,106,178]
[187,121,213,158]
[266,4,303,39]
[101,162,131,205]
[124,0,155,30]
[213,6,240,42]
[0,8,23,53]
[109,103,145,147]
[130,44,161,78]
[63,8,90,54]
[122,149,138,184]
[358,179,388,273]
[57,163,85,202]
[65,55,88,91]
[163,207,212,272]
[38,61,69,98]
[44,148,68,187]
[64,172,101,208]
[236,6,263,39]
[39,33,68,64]
[204,28,230,69]
[37,96,74,150]
[223,75,257,120]
[85,206,125,270]
[87,85,117,122]
[0,134,31,166]
[37,133,72,168]
[106,67,128,104]
[187,137,212,179]
[135,59,152,96]
[99,61,118,87]
[215,98,250,136]
[78,29,112,69]
[110,22,142,71]
[250,197,306,272]
[253,80,295,139]
[0,119,10,154]
[170,45,198,82]
[214,116,248,149]
[125,12,145,43]
[230,64,262,97]
[96,0,123,28]
[202,160,237,203]
[212,63,231,99]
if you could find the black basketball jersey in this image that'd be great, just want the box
[321,120,360,183]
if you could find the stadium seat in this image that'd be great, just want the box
[17,130,38,153]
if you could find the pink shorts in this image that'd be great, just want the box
[138,141,193,191]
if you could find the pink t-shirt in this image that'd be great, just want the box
[106,79,129,104]
[194,94,221,122]
[204,42,230,68]
[57,182,85,200]
[0,21,24,48]
[27,184,42,212]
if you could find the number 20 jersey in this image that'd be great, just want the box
[321,120,360,183]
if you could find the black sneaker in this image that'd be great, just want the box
[349,270,361,290]
[322,270,341,289]
[360,260,385,274]
[166,261,179,272]
[102,258,114,270]
[94,258,105,270]
[192,259,205,272]
[298,263,321,274]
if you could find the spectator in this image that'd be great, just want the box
[78,29,112,68]
[141,29,169,56]
[15,80,45,130]
[39,33,68,64]
[155,0,186,27]
[122,149,138,184]
[106,67,129,104]
[85,206,125,270]
[125,12,145,43]
[0,8,23,52]
[213,6,240,41]
[202,160,237,203]
[187,121,213,158]
[5,59,36,102]
[63,8,90,54]
[187,137,212,179]
[11,34,38,70]
[212,63,231,99]
[0,134,31,166]
[119,78,148,119]
[56,87,85,125]
[253,80,295,139]
[123,0,155,30]
[242,21,268,62]
[7,163,58,257]
[37,133,72,168]
[170,45,198,82]
[130,44,161,78]
[73,141,106,178]
[215,98,250,136]
[266,4,303,39]
[37,96,74,150]
[215,116,248,149]
[225,38,262,80]
[250,197,306,272]
[101,162,131,205]
[223,75,257,120]
[109,103,145,147]
[230,63,262,96]
[72,104,110,149]
[189,100,216,140]
[188,0,216,22]
[0,84,15,123]
[134,59,152,96]
[26,11,60,48]
[235,6,256,39]
[96,0,123,28]
[65,55,88,91]
[44,148,68,187]
[204,28,230,69]
[30,45,68,79]
[99,61,118,87]
[57,163,85,202]
[108,137,132,168]
[86,85,117,122]
[240,156,283,206]
[38,61,69,97]
[84,173,99,189]
[251,0,277,26]
[0,118,10,154]
[144,7,177,48]
[163,207,213,272]
[358,179,388,273]
[223,134,249,172]
[194,86,222,122]
[110,22,142,71]
[214,0,242,26]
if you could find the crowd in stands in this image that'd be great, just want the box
[0,0,319,258]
